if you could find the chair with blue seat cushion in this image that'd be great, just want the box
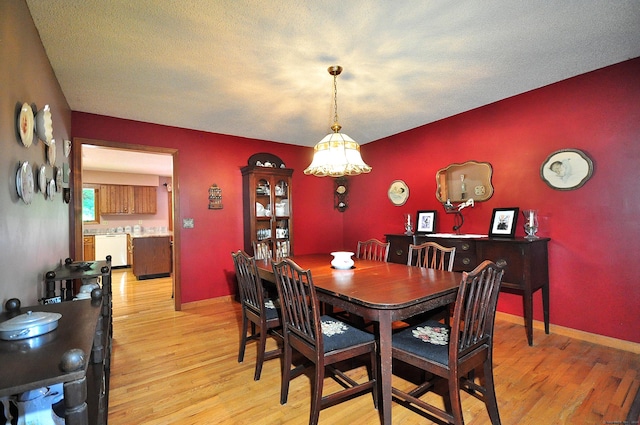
[271,258,378,425]
[231,250,282,381]
[391,260,504,425]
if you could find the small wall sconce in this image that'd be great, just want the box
[208,184,223,209]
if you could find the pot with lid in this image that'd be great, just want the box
[0,311,62,341]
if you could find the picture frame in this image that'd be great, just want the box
[540,148,593,191]
[416,210,437,234]
[488,207,519,238]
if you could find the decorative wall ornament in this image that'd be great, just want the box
[387,180,409,206]
[540,149,593,190]
[208,184,223,209]
[334,177,348,212]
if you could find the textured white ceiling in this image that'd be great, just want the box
[27,0,640,150]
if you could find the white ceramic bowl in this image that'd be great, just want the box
[35,104,53,145]
[331,251,355,270]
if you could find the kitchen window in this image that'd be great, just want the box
[82,187,100,224]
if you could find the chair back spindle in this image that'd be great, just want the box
[408,241,456,271]
[356,239,390,262]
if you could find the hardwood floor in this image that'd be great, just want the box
[108,269,640,424]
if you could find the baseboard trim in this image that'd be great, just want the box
[496,312,640,354]
[182,295,235,310]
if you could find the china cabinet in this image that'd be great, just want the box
[242,165,293,258]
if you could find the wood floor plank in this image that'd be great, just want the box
[108,269,640,424]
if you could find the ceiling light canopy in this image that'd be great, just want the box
[304,66,372,177]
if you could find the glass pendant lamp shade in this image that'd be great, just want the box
[304,130,372,177]
[304,65,372,177]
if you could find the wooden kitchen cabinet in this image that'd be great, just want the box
[83,235,95,261]
[100,185,134,214]
[132,236,172,279]
[99,185,157,214]
[242,165,293,257]
[134,186,157,214]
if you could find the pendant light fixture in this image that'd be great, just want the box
[303,65,372,177]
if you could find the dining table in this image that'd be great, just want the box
[255,253,463,425]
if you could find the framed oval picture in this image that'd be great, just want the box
[388,180,409,206]
[540,149,593,190]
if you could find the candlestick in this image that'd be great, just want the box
[523,209,539,239]
[529,211,534,228]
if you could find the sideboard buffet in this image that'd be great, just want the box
[386,234,550,345]
[0,258,112,425]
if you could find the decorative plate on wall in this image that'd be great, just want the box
[17,103,34,147]
[47,139,56,166]
[388,180,409,206]
[540,149,593,190]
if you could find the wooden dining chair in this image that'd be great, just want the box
[391,260,504,425]
[356,238,390,262]
[271,258,378,425]
[231,250,282,381]
[406,241,457,324]
[252,239,273,260]
[407,241,456,271]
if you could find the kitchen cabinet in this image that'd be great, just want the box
[99,185,157,214]
[100,184,134,214]
[83,235,95,261]
[132,236,172,279]
[241,165,293,257]
[385,234,550,345]
[134,186,157,214]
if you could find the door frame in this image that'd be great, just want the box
[71,137,182,311]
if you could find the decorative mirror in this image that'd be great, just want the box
[436,161,494,203]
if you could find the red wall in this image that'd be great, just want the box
[74,57,640,343]
[71,117,343,302]
[346,58,640,343]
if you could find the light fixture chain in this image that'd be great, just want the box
[333,72,339,127]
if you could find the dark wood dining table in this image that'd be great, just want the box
[255,253,462,424]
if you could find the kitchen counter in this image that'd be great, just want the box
[132,235,172,279]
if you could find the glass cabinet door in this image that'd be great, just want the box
[255,178,271,240]
[274,179,290,241]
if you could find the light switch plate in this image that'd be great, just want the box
[183,218,194,228]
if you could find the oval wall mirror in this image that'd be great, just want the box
[435,160,494,203]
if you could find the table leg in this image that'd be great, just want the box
[542,283,550,334]
[523,289,533,346]
[377,310,393,424]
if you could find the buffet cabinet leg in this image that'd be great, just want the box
[64,376,88,425]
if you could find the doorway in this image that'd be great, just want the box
[71,137,182,310]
